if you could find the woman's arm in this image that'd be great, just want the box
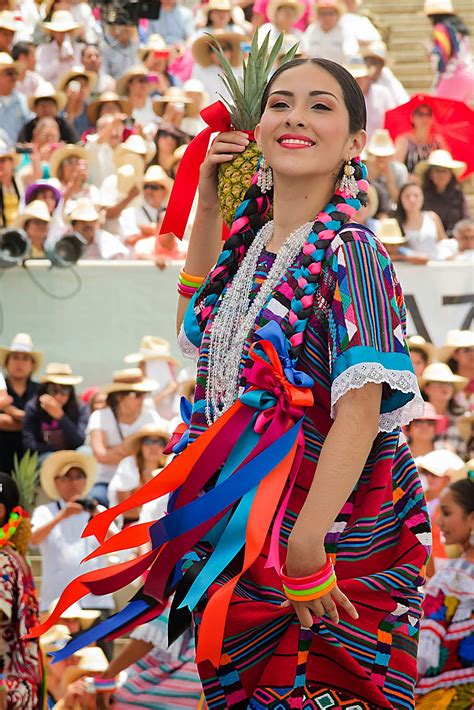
[176,131,251,334]
[89,429,129,466]
[104,638,153,678]
[22,405,50,453]
[393,135,408,165]
[285,383,382,627]
[59,408,88,449]
[431,211,447,242]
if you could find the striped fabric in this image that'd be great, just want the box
[182,227,431,709]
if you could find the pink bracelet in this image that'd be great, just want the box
[280,558,337,602]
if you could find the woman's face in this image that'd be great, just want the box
[409,419,436,444]
[424,380,454,405]
[275,6,297,31]
[209,9,231,28]
[25,218,49,246]
[453,346,474,372]
[33,119,60,147]
[47,382,71,405]
[255,63,364,184]
[34,188,58,214]
[317,7,339,32]
[410,349,427,379]
[411,106,433,131]
[157,131,178,154]
[141,436,167,464]
[436,488,474,548]
[401,184,423,214]
[54,466,87,502]
[128,75,150,98]
[429,166,453,192]
[60,156,88,185]
[0,156,13,182]
[119,391,146,418]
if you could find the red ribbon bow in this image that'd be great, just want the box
[159,101,232,241]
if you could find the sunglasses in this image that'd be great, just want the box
[144,183,165,191]
[48,384,70,396]
[55,470,86,482]
[142,436,167,446]
[133,76,148,83]
[414,110,432,117]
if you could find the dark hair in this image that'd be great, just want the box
[423,167,460,194]
[0,473,19,523]
[260,58,367,133]
[36,382,80,423]
[394,182,424,228]
[106,390,137,440]
[428,14,469,36]
[449,477,474,515]
[11,41,35,60]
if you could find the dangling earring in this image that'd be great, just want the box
[256,155,273,194]
[338,159,359,198]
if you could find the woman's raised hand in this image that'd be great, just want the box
[283,534,359,628]
[198,131,250,210]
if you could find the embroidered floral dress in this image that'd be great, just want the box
[416,557,473,709]
[0,545,42,709]
[179,225,431,709]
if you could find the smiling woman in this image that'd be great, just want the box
[30,59,430,710]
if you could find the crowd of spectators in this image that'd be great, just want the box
[0,0,473,708]
[0,0,471,264]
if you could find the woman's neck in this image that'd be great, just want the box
[131,94,146,108]
[117,409,138,424]
[270,174,335,250]
[414,126,430,142]
[408,440,433,458]
[404,210,423,229]
[429,397,448,415]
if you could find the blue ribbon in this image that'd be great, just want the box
[149,421,301,549]
[253,321,314,388]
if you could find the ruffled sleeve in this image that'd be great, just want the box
[327,231,424,432]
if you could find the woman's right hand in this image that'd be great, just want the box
[198,131,250,210]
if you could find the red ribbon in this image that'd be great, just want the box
[159,101,232,241]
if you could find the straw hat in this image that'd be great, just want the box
[408,401,445,434]
[42,10,80,34]
[103,368,158,395]
[62,647,109,685]
[28,82,67,113]
[406,334,434,364]
[49,144,88,179]
[56,66,96,93]
[316,0,346,16]
[40,450,96,501]
[124,335,179,365]
[114,134,156,167]
[0,51,23,74]
[152,86,194,118]
[192,30,243,68]
[419,362,468,393]
[267,0,305,22]
[48,599,101,629]
[424,0,454,15]
[115,64,149,97]
[377,218,407,246]
[0,139,20,167]
[361,40,389,64]
[87,91,132,125]
[67,198,100,223]
[437,329,474,363]
[416,448,465,477]
[0,332,43,372]
[368,129,396,157]
[142,165,173,193]
[0,10,18,33]
[138,33,172,61]
[25,179,62,206]
[456,411,474,441]
[40,362,83,386]
[345,56,374,79]
[127,424,170,454]
[14,200,51,230]
[114,163,139,197]
[415,149,467,179]
[39,624,71,654]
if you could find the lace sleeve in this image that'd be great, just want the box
[331,361,425,433]
[177,322,199,361]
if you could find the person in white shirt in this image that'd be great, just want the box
[258,0,304,49]
[67,198,130,260]
[30,450,117,614]
[87,368,167,506]
[120,164,173,248]
[191,30,243,104]
[361,41,409,107]
[347,57,394,141]
[116,65,157,128]
[301,0,358,64]
[11,41,46,97]
[340,0,381,46]
[36,11,82,87]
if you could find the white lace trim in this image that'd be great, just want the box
[331,362,425,433]
[177,323,199,361]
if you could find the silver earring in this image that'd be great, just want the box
[338,160,358,198]
[256,156,273,194]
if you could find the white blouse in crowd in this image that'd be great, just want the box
[86,406,166,484]
[108,455,144,508]
[191,63,243,105]
[404,212,440,260]
[31,499,117,612]
[301,23,359,65]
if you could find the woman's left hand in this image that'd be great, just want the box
[39,394,64,420]
[284,529,358,628]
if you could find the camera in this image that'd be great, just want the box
[75,497,98,513]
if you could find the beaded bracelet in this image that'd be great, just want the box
[281,558,337,602]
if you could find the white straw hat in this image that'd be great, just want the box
[28,82,67,113]
[40,450,95,501]
[424,0,454,15]
[40,362,83,386]
[437,329,474,363]
[415,149,466,179]
[0,333,43,372]
[13,200,51,229]
[67,198,100,223]
[125,335,179,365]
[416,448,465,477]
[42,10,80,34]
[406,335,434,364]
[103,368,158,395]
[368,129,396,157]
[377,218,407,246]
[419,362,468,393]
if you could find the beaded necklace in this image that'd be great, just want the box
[0,506,28,547]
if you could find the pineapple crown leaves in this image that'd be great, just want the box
[12,450,39,513]
[210,29,300,131]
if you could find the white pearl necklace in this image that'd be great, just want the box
[206,219,313,424]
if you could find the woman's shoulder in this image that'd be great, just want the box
[326,222,381,259]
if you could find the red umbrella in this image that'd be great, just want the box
[384,93,474,179]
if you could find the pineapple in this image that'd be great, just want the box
[11,450,39,555]
[212,31,299,227]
